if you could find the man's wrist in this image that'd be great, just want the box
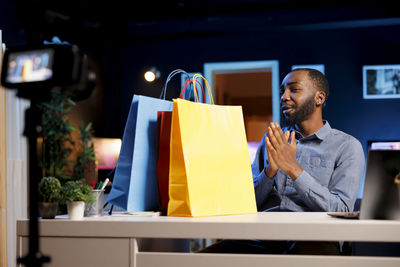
[287,164,303,181]
[264,166,277,179]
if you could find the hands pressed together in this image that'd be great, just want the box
[264,122,303,180]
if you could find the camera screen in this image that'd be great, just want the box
[5,49,54,84]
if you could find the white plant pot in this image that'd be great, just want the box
[67,201,85,220]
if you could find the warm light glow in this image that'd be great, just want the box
[93,138,122,169]
[144,67,160,82]
[144,71,156,82]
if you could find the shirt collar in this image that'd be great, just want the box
[314,120,331,140]
[291,120,331,141]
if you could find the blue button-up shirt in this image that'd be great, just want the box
[252,121,365,212]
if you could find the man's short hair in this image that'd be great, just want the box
[292,68,330,102]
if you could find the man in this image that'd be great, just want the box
[253,68,365,212]
[201,68,365,254]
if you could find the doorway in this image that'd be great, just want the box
[204,60,279,143]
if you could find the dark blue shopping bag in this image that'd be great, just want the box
[107,95,173,211]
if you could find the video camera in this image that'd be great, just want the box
[1,43,95,100]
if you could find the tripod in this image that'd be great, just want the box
[17,98,50,266]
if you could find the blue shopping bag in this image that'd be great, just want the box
[107,95,173,211]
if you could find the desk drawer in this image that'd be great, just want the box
[18,237,130,267]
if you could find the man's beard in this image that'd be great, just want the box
[283,96,315,127]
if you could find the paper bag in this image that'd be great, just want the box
[107,95,172,211]
[167,75,257,217]
[156,110,173,212]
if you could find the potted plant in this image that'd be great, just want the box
[60,180,95,220]
[38,89,97,215]
[38,176,61,219]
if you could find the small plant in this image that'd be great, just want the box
[59,180,95,205]
[38,176,61,203]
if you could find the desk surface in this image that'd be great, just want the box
[17,212,400,242]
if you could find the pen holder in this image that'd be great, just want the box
[85,189,105,217]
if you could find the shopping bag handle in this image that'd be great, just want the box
[160,69,190,100]
[180,79,206,103]
[192,74,214,104]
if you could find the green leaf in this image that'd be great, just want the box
[67,99,76,106]
[85,122,92,132]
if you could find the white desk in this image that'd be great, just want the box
[17,212,400,267]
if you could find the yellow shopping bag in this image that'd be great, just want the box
[167,74,257,217]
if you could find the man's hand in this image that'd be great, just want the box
[264,135,279,178]
[265,122,303,180]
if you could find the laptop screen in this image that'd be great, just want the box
[359,149,400,220]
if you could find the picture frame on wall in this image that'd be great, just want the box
[363,65,400,99]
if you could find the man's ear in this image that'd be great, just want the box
[315,90,326,107]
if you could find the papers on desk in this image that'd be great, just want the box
[327,211,359,219]
[110,211,161,217]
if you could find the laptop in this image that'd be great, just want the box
[328,149,400,220]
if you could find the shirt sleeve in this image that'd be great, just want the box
[293,137,365,212]
[252,134,275,210]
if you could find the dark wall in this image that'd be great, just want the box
[2,0,400,194]
[119,25,400,159]
[3,0,399,152]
